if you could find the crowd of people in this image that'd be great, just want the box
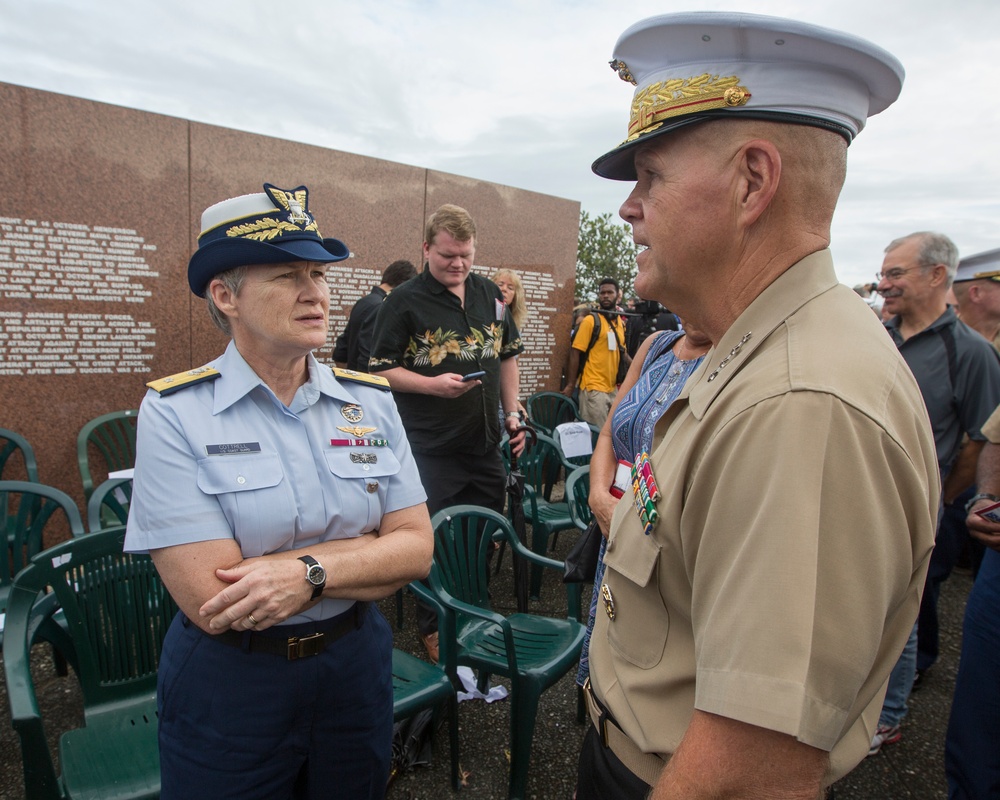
[122,10,998,800]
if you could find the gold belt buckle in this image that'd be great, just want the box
[287,632,325,660]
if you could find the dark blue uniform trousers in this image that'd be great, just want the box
[157,605,393,800]
[946,547,1000,799]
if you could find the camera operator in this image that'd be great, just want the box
[625,299,679,358]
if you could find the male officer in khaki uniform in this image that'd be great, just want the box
[951,247,1000,352]
[577,13,939,799]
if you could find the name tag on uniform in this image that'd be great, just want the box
[206,442,261,455]
[607,330,617,351]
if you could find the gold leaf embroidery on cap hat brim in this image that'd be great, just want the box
[226,217,321,242]
[627,74,750,139]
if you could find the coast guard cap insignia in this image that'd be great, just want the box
[340,403,364,423]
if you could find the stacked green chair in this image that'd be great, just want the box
[1,480,86,679]
[414,505,584,800]
[86,476,134,531]
[1,430,42,545]
[552,421,601,475]
[510,433,576,598]
[1,427,40,483]
[4,525,176,800]
[562,466,593,628]
[2,430,39,541]
[76,409,138,501]
[1,480,86,631]
[524,392,581,436]
[564,465,592,532]
[391,587,460,791]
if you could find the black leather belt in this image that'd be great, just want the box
[208,602,368,660]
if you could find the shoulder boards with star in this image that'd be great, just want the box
[147,366,221,396]
[332,367,391,391]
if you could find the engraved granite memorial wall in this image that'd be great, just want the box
[0,82,579,529]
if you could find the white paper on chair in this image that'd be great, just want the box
[106,469,134,504]
[555,422,593,458]
[455,665,509,704]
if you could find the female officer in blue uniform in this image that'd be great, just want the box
[124,183,433,800]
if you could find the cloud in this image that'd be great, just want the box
[1,0,999,292]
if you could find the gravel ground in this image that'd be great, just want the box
[0,531,972,800]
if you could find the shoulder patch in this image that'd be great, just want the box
[332,367,391,391]
[147,366,221,396]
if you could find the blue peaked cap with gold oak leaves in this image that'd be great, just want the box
[592,12,905,180]
[187,183,350,296]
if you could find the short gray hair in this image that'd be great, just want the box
[205,265,249,335]
[885,232,959,287]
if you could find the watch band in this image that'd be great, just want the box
[298,555,326,600]
[964,492,1000,515]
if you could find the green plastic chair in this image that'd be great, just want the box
[3,525,177,800]
[414,505,585,800]
[76,410,139,501]
[0,480,84,677]
[524,392,581,436]
[1,430,42,546]
[1,427,40,483]
[564,465,592,532]
[552,422,601,475]
[1,480,86,622]
[86,476,134,532]
[391,605,460,791]
[509,433,576,598]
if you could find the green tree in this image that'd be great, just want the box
[575,210,638,303]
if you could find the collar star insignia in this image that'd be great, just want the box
[337,425,377,437]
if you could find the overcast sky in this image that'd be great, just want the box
[1,0,997,291]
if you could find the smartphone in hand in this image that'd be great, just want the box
[461,371,486,382]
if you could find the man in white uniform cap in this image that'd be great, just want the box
[578,13,938,799]
[952,247,1000,352]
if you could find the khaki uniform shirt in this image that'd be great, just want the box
[981,403,1000,442]
[590,250,939,786]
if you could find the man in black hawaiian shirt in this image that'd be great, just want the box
[370,203,525,660]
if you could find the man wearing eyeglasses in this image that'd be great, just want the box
[872,231,1000,755]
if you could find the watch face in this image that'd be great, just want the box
[306,563,326,586]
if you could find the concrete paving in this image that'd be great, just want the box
[1,545,970,799]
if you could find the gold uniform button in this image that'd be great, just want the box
[601,584,615,620]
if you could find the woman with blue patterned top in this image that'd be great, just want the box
[577,323,711,686]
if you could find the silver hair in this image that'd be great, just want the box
[885,232,960,287]
[205,266,249,335]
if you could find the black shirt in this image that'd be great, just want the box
[370,268,523,455]
[332,285,388,371]
[885,306,1000,478]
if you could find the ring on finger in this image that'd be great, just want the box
[247,612,259,627]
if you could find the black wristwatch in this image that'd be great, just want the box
[298,555,327,600]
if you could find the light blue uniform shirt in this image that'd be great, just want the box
[125,340,427,622]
